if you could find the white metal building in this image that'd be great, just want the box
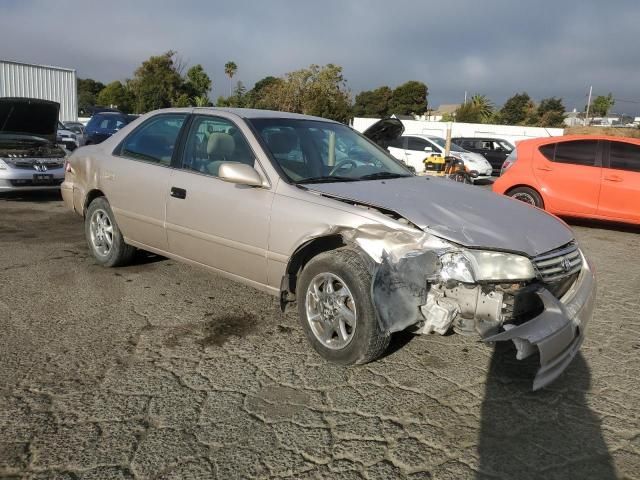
[0,60,78,122]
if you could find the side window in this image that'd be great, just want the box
[388,137,404,148]
[120,114,186,166]
[539,143,556,161]
[609,141,640,172]
[181,116,255,177]
[555,140,598,166]
[407,137,429,151]
[539,140,598,167]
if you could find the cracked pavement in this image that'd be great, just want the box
[1,191,639,479]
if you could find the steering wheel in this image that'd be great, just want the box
[329,159,358,176]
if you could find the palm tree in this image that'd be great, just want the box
[224,61,238,97]
[470,94,494,121]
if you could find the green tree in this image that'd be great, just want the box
[77,78,105,115]
[454,102,483,123]
[453,94,494,123]
[535,97,566,127]
[499,92,532,125]
[469,94,494,121]
[389,81,428,116]
[258,64,352,122]
[353,86,393,117]
[245,76,280,108]
[224,61,238,96]
[96,81,134,113]
[184,64,212,101]
[130,51,183,113]
[589,93,615,117]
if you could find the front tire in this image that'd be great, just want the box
[507,186,544,208]
[85,197,136,267]
[297,248,390,365]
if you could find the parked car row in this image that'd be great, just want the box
[386,133,494,182]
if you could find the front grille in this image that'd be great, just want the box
[533,242,582,283]
[6,159,64,170]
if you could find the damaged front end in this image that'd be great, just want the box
[345,227,596,391]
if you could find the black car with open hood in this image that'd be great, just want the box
[361,117,404,149]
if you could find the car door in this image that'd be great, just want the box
[404,136,434,171]
[481,140,507,173]
[387,136,408,163]
[164,114,274,285]
[597,140,640,222]
[107,113,188,251]
[533,139,602,215]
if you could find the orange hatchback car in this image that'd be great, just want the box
[493,135,640,224]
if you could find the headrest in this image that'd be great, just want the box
[267,131,297,155]
[207,132,235,156]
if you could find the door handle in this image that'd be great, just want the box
[170,187,187,199]
[536,166,553,172]
[604,175,623,182]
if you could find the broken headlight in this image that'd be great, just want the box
[439,250,536,283]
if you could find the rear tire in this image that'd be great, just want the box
[297,248,390,365]
[85,197,136,267]
[507,186,544,208]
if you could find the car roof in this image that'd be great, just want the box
[452,136,507,141]
[130,107,342,124]
[517,134,640,147]
[401,133,444,140]
[191,107,340,123]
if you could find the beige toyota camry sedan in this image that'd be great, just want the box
[62,108,596,389]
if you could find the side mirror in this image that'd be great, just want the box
[424,146,433,152]
[218,162,264,187]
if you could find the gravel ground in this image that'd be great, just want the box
[0,191,639,480]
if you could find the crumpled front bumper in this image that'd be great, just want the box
[483,252,596,390]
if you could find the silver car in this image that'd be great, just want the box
[61,108,596,390]
[0,98,66,192]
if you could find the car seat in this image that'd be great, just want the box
[205,132,235,176]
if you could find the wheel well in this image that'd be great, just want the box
[84,189,105,216]
[280,235,346,307]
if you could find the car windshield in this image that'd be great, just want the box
[249,118,412,183]
[427,136,466,153]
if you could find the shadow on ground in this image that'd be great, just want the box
[0,191,62,203]
[477,344,616,480]
[563,216,640,234]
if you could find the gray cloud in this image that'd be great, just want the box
[2,0,640,113]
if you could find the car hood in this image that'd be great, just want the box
[362,117,404,148]
[0,97,60,144]
[306,176,574,257]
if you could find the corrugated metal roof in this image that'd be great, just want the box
[0,60,78,121]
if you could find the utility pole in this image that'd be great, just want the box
[585,85,593,126]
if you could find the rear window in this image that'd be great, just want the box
[538,140,598,167]
[86,114,128,133]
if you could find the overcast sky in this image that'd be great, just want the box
[2,0,640,114]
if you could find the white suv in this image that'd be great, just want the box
[388,134,493,182]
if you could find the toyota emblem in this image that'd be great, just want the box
[561,256,572,272]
